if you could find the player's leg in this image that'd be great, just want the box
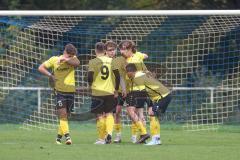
[126,91,149,143]
[114,105,122,143]
[152,94,172,115]
[58,108,72,145]
[126,100,149,143]
[95,113,106,144]
[114,94,123,143]
[65,93,75,145]
[56,108,64,144]
[136,107,146,126]
[55,93,64,144]
[105,112,114,144]
[145,106,161,145]
[104,95,117,144]
[126,92,139,143]
[146,95,172,145]
[91,96,106,144]
[55,93,72,145]
[135,95,148,127]
[134,94,150,144]
[126,106,138,143]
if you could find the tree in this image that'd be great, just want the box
[1,0,240,10]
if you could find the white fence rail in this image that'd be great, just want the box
[1,86,239,113]
[1,87,51,113]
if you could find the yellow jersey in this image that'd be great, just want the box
[131,71,170,102]
[126,51,148,91]
[88,56,116,96]
[112,56,128,93]
[126,52,148,72]
[43,55,77,93]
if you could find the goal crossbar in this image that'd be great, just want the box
[1,10,240,16]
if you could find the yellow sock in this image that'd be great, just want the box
[150,116,160,136]
[102,120,107,139]
[96,117,105,140]
[57,125,64,136]
[136,121,147,135]
[59,117,69,135]
[105,114,114,135]
[131,122,138,136]
[114,123,122,133]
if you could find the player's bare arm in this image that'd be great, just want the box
[38,63,56,88]
[113,69,120,98]
[58,56,80,67]
[120,76,127,98]
[38,64,55,79]
[142,53,148,59]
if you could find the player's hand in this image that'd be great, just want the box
[122,90,127,98]
[114,90,119,98]
[152,105,160,116]
[57,57,68,64]
[146,71,156,78]
[48,75,56,88]
[148,107,155,116]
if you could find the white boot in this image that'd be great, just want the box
[114,133,122,143]
[131,135,137,143]
[145,135,161,145]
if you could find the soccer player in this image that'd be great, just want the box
[119,40,150,143]
[88,42,120,144]
[126,63,172,145]
[105,40,127,143]
[38,43,80,145]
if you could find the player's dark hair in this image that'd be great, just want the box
[95,42,106,53]
[65,43,77,55]
[118,40,136,53]
[126,63,137,73]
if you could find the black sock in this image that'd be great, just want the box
[64,133,70,139]
[57,134,62,139]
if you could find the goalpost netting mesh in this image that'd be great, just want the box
[0,15,240,131]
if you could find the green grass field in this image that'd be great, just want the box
[0,122,240,160]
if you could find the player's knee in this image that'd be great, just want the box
[59,113,67,119]
[57,107,67,117]
[148,107,155,116]
[127,108,134,117]
[115,111,121,117]
[116,105,122,112]
[140,116,146,122]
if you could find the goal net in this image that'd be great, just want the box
[0,13,240,131]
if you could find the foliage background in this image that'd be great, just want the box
[0,0,240,10]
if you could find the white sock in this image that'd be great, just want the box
[152,135,160,141]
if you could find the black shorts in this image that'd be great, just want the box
[91,95,117,114]
[55,91,75,113]
[126,90,151,108]
[153,94,172,114]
